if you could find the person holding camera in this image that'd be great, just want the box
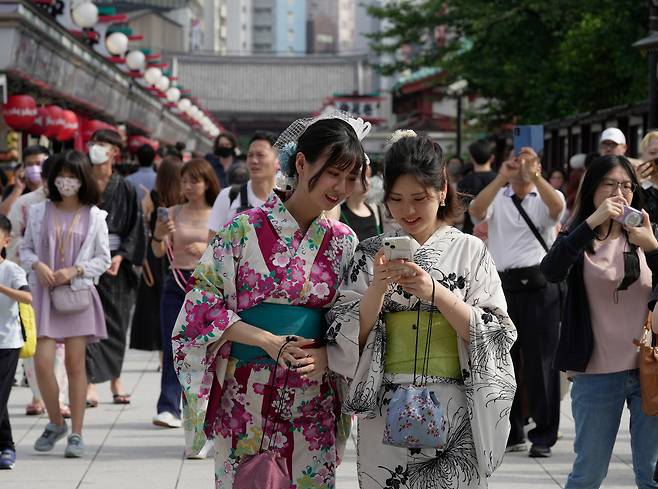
[329,131,516,487]
[469,147,565,458]
[150,158,218,430]
[0,145,49,217]
[541,155,658,488]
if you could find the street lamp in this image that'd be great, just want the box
[447,79,469,156]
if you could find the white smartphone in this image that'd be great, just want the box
[382,236,412,262]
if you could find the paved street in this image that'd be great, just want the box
[2,349,639,489]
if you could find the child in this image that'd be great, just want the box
[0,214,32,470]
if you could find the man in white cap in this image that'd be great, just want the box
[599,127,627,156]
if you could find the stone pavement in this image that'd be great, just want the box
[2,349,639,489]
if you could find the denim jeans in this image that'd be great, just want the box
[565,369,658,489]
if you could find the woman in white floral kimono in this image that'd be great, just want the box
[327,132,517,488]
[172,116,371,488]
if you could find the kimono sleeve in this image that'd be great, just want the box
[460,238,517,476]
[171,214,249,449]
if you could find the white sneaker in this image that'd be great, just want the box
[186,440,214,459]
[152,412,182,428]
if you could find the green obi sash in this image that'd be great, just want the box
[384,311,462,379]
[231,302,326,364]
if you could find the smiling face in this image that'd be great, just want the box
[296,152,358,211]
[386,173,445,238]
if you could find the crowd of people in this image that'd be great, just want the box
[0,113,656,489]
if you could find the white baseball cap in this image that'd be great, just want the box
[600,127,626,146]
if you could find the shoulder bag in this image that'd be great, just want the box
[18,303,37,358]
[633,315,658,416]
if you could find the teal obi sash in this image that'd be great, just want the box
[230,302,326,364]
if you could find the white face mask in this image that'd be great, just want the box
[89,144,111,165]
[54,176,81,197]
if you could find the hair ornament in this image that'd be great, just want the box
[388,129,418,147]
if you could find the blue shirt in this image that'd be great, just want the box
[126,167,157,202]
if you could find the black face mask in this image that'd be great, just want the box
[215,147,234,158]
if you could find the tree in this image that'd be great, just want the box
[367,0,648,126]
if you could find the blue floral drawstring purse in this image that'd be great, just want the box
[383,280,448,449]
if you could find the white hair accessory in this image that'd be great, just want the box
[388,129,418,147]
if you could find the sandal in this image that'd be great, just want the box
[85,399,99,408]
[25,402,45,416]
[112,394,131,405]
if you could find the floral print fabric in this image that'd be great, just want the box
[172,192,357,488]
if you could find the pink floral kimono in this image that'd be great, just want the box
[172,193,358,489]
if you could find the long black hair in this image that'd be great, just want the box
[285,119,368,190]
[382,134,460,221]
[569,155,643,252]
[47,150,100,206]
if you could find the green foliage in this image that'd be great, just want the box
[367,0,649,126]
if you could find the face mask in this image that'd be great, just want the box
[24,165,42,183]
[89,144,111,165]
[54,176,81,197]
[215,147,234,158]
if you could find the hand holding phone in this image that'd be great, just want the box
[382,236,412,262]
[157,207,170,222]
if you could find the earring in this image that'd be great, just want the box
[440,199,446,207]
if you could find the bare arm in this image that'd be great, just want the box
[0,284,32,304]
[533,173,565,221]
[469,174,508,221]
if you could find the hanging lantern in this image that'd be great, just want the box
[56,110,79,141]
[165,87,181,103]
[105,32,129,56]
[71,1,98,28]
[29,106,50,136]
[2,94,37,130]
[125,50,146,71]
[44,105,65,139]
[155,76,170,92]
[177,98,191,112]
[144,66,162,85]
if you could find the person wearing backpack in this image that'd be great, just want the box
[207,132,279,240]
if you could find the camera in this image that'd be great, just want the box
[613,205,643,227]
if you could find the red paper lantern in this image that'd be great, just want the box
[44,105,65,139]
[29,106,50,136]
[2,94,37,130]
[127,135,158,154]
[56,110,79,141]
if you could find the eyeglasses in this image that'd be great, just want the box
[600,179,636,195]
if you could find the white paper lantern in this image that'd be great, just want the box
[72,2,98,28]
[177,98,191,112]
[210,127,220,137]
[166,87,181,103]
[125,50,146,71]
[185,104,197,117]
[144,67,162,85]
[105,32,129,56]
[155,76,170,92]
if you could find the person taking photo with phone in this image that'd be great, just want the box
[329,131,516,488]
[0,145,49,217]
[150,158,218,432]
[469,145,565,458]
[541,155,658,489]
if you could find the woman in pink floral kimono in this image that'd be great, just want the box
[172,115,371,488]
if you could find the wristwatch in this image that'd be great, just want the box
[75,265,84,277]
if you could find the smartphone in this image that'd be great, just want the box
[157,207,169,222]
[613,205,644,227]
[513,125,544,157]
[383,236,412,262]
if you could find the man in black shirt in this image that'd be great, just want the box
[458,139,497,235]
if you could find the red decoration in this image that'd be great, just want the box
[44,105,65,139]
[80,119,117,143]
[2,94,37,130]
[29,106,50,136]
[56,110,79,141]
[127,135,158,154]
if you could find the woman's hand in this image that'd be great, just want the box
[626,210,658,252]
[261,334,315,370]
[370,249,403,295]
[185,241,207,259]
[153,218,175,241]
[294,346,328,377]
[34,262,56,288]
[53,267,77,286]
[392,262,436,303]
[586,196,626,230]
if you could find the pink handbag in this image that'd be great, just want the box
[234,337,295,489]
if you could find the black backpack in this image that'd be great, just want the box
[228,183,251,213]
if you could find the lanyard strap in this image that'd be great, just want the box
[411,278,436,387]
[53,205,82,268]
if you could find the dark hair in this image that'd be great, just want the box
[0,214,11,235]
[136,144,156,168]
[214,132,237,151]
[549,168,566,179]
[41,156,53,180]
[47,150,100,205]
[227,163,250,186]
[284,118,368,190]
[157,145,182,159]
[468,139,495,166]
[569,155,643,250]
[584,152,599,170]
[155,156,184,208]
[249,131,277,147]
[383,135,460,221]
[23,145,50,161]
[181,158,220,206]
[91,129,123,150]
